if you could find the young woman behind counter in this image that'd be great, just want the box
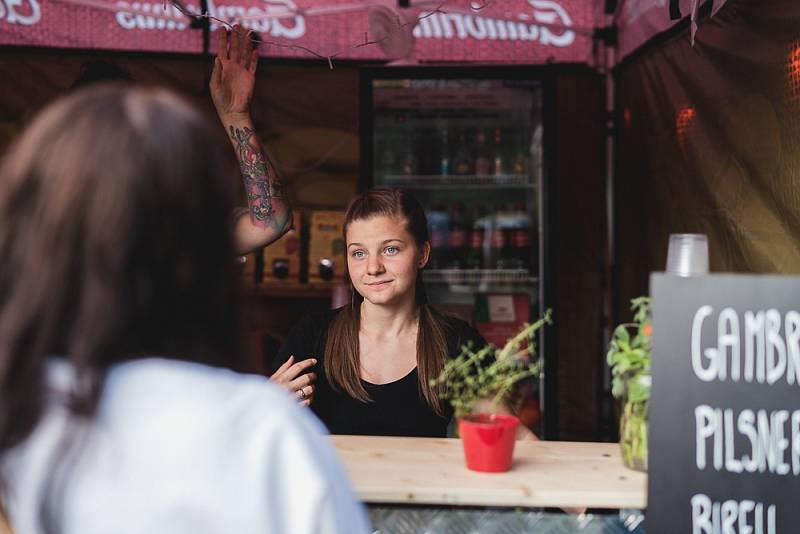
[271,188,536,440]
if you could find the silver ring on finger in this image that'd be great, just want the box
[297,387,307,400]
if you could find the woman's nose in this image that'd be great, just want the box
[366,254,385,275]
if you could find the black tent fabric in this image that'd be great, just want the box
[615,0,800,310]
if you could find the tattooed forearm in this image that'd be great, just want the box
[229,125,287,230]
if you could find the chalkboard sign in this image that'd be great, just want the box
[650,274,800,534]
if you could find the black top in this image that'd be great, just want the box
[275,308,487,437]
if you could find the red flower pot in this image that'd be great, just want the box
[458,413,520,473]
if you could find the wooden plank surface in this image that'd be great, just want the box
[331,435,647,509]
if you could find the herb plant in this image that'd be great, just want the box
[430,310,552,419]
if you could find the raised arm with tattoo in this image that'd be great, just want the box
[229,124,288,230]
[210,25,292,254]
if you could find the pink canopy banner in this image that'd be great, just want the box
[0,0,598,64]
[617,0,729,60]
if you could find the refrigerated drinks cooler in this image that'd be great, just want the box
[359,66,556,437]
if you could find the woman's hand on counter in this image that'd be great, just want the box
[270,355,317,407]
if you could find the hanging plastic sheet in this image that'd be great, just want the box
[615,0,800,306]
[617,0,730,59]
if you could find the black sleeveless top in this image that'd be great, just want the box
[274,308,486,437]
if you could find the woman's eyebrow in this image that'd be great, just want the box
[347,239,406,248]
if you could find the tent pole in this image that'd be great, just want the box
[593,14,618,443]
[601,58,616,441]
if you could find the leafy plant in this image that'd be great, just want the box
[607,296,651,471]
[430,310,553,419]
[607,296,651,402]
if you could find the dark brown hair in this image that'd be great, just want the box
[0,84,242,462]
[324,188,449,415]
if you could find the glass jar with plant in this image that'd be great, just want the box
[430,310,552,472]
[607,296,651,472]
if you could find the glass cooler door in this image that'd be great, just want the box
[362,70,548,435]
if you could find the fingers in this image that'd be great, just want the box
[216,26,228,60]
[230,24,244,63]
[295,384,315,406]
[216,25,257,71]
[295,384,314,397]
[280,358,317,382]
[243,27,254,57]
[230,25,258,66]
[290,358,317,376]
[274,355,294,375]
[288,372,316,392]
[270,357,317,386]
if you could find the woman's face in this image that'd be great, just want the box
[346,214,430,307]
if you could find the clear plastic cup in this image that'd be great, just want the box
[665,233,709,276]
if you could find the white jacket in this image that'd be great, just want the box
[2,358,370,534]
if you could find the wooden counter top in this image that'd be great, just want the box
[331,435,647,510]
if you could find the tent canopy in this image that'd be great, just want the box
[0,0,727,65]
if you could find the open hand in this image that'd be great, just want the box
[270,356,317,407]
[210,25,258,118]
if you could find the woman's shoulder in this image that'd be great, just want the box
[40,358,324,454]
[433,311,487,356]
[275,307,347,370]
[282,308,349,347]
[100,359,328,447]
[104,358,293,411]
[288,307,345,337]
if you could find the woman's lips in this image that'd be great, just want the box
[366,280,392,287]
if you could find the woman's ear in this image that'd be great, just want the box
[418,241,431,269]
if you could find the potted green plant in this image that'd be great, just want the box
[430,310,552,473]
[607,296,651,472]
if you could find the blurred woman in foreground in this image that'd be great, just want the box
[0,34,368,534]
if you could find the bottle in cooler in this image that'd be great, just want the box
[399,130,418,175]
[452,128,474,175]
[511,130,528,175]
[439,127,451,176]
[492,127,506,177]
[473,129,491,176]
[491,203,512,270]
[510,201,531,271]
[447,203,468,270]
[466,205,487,270]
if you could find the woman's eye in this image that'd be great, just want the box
[385,246,398,255]
[352,250,365,259]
